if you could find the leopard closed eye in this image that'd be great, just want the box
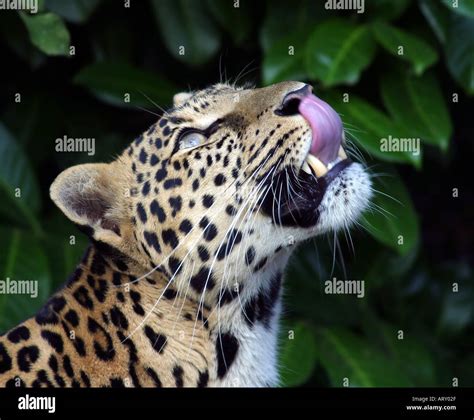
[0,82,371,388]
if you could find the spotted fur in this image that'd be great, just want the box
[0,82,371,387]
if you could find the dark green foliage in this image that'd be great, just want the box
[0,0,472,387]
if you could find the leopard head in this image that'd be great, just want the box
[50,82,371,304]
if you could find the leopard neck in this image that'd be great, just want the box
[63,243,289,386]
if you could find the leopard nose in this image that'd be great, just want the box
[275,84,313,116]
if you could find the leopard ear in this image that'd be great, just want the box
[173,91,193,107]
[50,162,128,243]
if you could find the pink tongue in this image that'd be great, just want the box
[298,94,343,166]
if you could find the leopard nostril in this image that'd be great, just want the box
[275,84,313,116]
[275,97,301,116]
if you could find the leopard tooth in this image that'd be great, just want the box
[338,146,348,160]
[306,154,328,177]
[301,161,311,175]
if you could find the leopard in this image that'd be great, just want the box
[0,81,371,387]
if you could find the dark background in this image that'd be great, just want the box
[0,0,473,387]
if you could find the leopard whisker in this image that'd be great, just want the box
[121,153,266,287]
[213,183,271,368]
[121,156,273,343]
[138,90,171,116]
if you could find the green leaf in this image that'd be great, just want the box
[0,228,51,332]
[74,61,178,109]
[360,245,418,288]
[419,0,450,44]
[439,288,474,335]
[315,327,413,387]
[372,21,438,75]
[306,20,376,87]
[279,322,317,387]
[321,91,422,167]
[0,11,46,68]
[151,0,221,66]
[441,0,474,18]
[37,0,46,12]
[437,263,474,335]
[380,71,452,151]
[446,14,474,94]
[285,243,363,327]
[19,12,70,56]
[206,0,253,45]
[361,317,437,386]
[0,123,42,235]
[45,0,101,23]
[262,30,309,85]
[361,167,420,256]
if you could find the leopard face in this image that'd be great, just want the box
[50,81,372,306]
